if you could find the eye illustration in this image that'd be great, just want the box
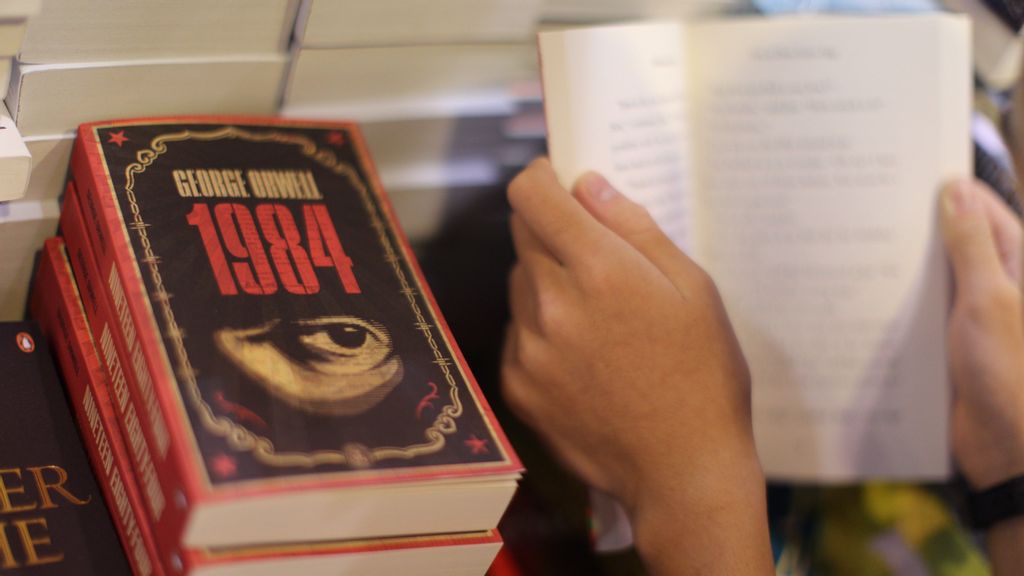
[215,316,403,417]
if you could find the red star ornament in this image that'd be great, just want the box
[211,453,238,478]
[464,434,490,455]
[107,130,129,147]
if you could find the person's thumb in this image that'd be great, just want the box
[941,179,1005,298]
[571,171,701,290]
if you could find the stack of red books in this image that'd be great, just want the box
[31,116,521,575]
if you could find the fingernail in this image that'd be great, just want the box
[944,179,980,217]
[578,172,619,203]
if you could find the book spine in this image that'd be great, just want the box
[61,176,190,566]
[30,239,165,576]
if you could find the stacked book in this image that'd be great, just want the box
[7,0,298,202]
[0,0,37,102]
[0,319,134,574]
[0,0,298,321]
[943,0,1023,89]
[0,0,43,320]
[29,116,521,575]
[281,0,547,247]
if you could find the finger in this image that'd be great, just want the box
[499,328,530,422]
[500,322,520,372]
[572,171,702,293]
[977,182,1024,283]
[508,263,539,332]
[507,157,605,265]
[941,179,1011,298]
[510,214,557,266]
[499,325,543,428]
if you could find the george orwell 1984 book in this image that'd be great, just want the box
[66,116,521,557]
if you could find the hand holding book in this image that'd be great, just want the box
[941,178,1024,492]
[539,15,971,481]
[518,11,1024,574]
[502,159,773,574]
[502,169,1024,575]
[943,178,1024,574]
[941,177,1024,575]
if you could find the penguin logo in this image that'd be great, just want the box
[16,332,35,353]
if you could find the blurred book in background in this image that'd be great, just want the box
[0,320,132,574]
[17,0,294,63]
[0,0,296,321]
[0,0,37,320]
[0,199,57,318]
[944,0,1022,89]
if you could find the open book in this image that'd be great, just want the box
[540,14,971,482]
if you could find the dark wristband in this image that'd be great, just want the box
[968,475,1024,530]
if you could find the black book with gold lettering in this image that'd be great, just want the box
[67,117,520,561]
[0,322,130,575]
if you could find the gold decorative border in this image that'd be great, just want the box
[121,126,462,469]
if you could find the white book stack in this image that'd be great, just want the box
[0,0,43,321]
[0,0,36,201]
[0,1,39,100]
[20,132,70,200]
[0,0,300,320]
[282,0,547,244]
[0,198,58,319]
[7,57,287,137]
[0,103,31,202]
[300,0,543,47]
[944,0,1023,89]
[7,0,299,202]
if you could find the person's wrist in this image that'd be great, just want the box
[628,443,769,572]
[963,424,1024,490]
[966,451,1024,491]
[623,423,762,502]
[627,438,765,531]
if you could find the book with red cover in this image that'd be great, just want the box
[58,179,175,569]
[31,237,164,576]
[0,318,131,575]
[180,531,504,576]
[34,235,505,576]
[68,116,521,554]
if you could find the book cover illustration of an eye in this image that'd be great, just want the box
[215,315,403,416]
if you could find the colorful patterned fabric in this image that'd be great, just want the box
[775,484,990,576]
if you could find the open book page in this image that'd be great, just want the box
[687,15,970,481]
[539,22,695,249]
